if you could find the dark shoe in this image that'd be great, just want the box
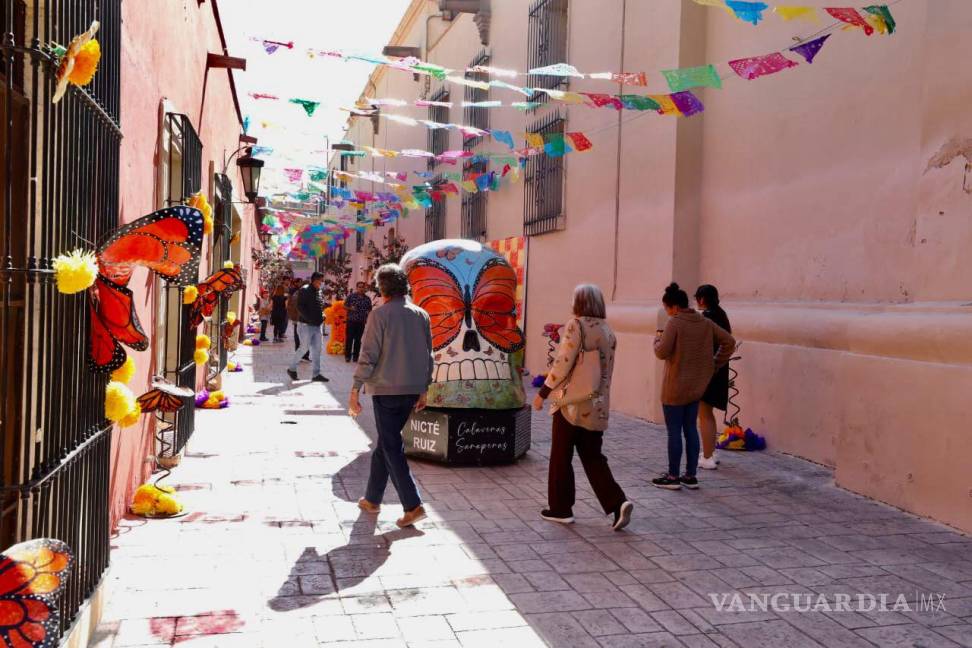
[311,375,330,383]
[345,357,351,363]
[352,356,359,363]
[680,475,699,490]
[540,509,574,524]
[259,337,269,342]
[286,369,298,380]
[652,474,682,490]
[396,505,427,528]
[613,501,633,531]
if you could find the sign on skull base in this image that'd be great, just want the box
[401,239,531,465]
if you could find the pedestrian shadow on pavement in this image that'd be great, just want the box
[267,509,423,612]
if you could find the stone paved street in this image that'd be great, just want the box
[91,342,972,647]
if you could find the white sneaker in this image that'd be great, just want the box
[698,454,718,470]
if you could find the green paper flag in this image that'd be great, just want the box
[309,169,327,182]
[661,65,722,92]
[619,95,661,111]
[413,63,448,79]
[289,98,321,117]
[863,5,896,34]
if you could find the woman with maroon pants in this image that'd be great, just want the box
[533,284,633,531]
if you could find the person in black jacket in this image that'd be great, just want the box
[695,284,732,470]
[286,272,329,383]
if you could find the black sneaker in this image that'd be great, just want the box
[311,375,330,383]
[652,474,682,490]
[345,357,351,363]
[286,369,298,380]
[680,475,699,490]
[613,501,633,531]
[540,509,574,524]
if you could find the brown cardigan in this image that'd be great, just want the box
[653,309,735,406]
[540,317,616,431]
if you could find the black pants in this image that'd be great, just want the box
[293,323,309,359]
[548,411,626,516]
[272,320,286,340]
[259,320,268,341]
[345,321,366,361]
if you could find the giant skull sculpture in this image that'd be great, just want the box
[402,239,526,409]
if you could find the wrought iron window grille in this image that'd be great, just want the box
[523,113,566,236]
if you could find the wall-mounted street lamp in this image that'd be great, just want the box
[222,145,264,203]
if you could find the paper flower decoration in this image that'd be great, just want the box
[52,249,98,294]
[226,361,243,372]
[195,334,211,350]
[242,339,253,346]
[130,483,183,517]
[226,311,237,325]
[119,402,142,428]
[716,424,767,451]
[194,388,229,409]
[52,20,100,103]
[187,192,214,235]
[105,381,137,422]
[183,285,199,304]
[531,374,547,388]
[223,261,235,269]
[193,349,209,365]
[110,355,136,384]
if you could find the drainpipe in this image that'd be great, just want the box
[611,0,626,301]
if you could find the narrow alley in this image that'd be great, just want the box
[91,343,972,647]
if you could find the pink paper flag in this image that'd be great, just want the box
[283,168,303,183]
[825,7,875,35]
[728,52,798,80]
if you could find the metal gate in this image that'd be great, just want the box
[0,0,120,639]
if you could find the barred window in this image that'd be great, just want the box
[523,114,565,236]
[463,50,490,146]
[427,88,450,169]
[527,0,569,104]
[425,176,447,242]
[163,113,203,205]
[461,159,488,241]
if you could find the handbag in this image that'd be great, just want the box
[552,319,602,412]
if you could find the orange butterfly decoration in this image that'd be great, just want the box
[188,268,244,328]
[0,538,73,648]
[137,378,194,414]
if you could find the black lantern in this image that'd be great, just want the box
[236,151,264,203]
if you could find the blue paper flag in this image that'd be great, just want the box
[726,0,769,25]
[491,130,515,149]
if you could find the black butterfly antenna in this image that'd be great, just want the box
[71,229,96,247]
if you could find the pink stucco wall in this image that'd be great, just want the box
[111,0,260,530]
[340,0,972,533]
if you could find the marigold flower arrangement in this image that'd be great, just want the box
[183,285,199,304]
[111,355,136,384]
[187,192,214,235]
[52,20,100,103]
[52,249,98,294]
[130,482,183,517]
[105,381,137,422]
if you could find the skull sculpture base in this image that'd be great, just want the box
[403,406,531,466]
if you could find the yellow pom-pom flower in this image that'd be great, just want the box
[52,249,98,294]
[195,334,211,350]
[105,381,137,423]
[119,402,142,428]
[69,39,100,86]
[226,361,237,371]
[193,349,209,366]
[203,212,214,236]
[110,355,136,384]
[131,483,182,517]
[223,261,235,269]
[183,285,199,305]
[226,311,237,325]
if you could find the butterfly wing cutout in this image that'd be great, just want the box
[188,268,244,328]
[406,259,465,350]
[0,538,73,648]
[471,258,524,354]
[97,206,204,287]
[88,276,147,373]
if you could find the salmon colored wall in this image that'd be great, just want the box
[340,0,972,533]
[111,0,259,530]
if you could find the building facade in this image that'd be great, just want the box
[338,0,972,534]
[0,0,260,643]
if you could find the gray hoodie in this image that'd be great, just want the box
[352,297,434,396]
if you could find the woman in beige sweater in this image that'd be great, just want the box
[652,283,735,490]
[533,284,633,531]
